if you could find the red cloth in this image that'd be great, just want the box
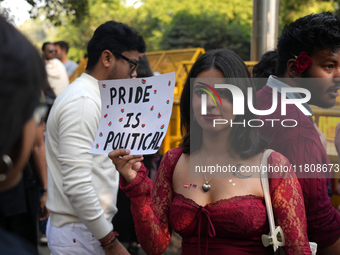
[121,147,311,255]
[257,85,340,248]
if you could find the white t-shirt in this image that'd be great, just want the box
[46,58,69,97]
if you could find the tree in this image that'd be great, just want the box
[18,15,57,50]
[13,0,254,56]
[160,11,251,60]
[331,0,340,16]
[0,5,14,24]
[0,0,119,26]
[23,0,89,26]
[11,0,337,62]
[16,0,124,61]
[279,0,335,31]
[131,0,253,50]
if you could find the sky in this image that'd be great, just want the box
[1,0,31,25]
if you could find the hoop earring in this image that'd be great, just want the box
[0,154,13,182]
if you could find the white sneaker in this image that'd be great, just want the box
[40,236,48,244]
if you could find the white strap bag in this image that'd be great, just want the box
[260,149,317,255]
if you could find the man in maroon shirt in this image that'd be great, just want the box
[257,12,340,254]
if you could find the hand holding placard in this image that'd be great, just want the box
[108,149,143,184]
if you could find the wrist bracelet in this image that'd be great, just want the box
[101,235,117,248]
[41,189,47,193]
[100,231,119,247]
[100,231,114,245]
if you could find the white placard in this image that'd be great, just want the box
[90,72,175,155]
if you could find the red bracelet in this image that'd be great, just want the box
[100,232,114,245]
[101,235,117,248]
[100,231,119,247]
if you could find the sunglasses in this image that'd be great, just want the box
[110,50,139,73]
[48,49,57,53]
[33,98,49,125]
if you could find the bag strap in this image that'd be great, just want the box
[260,149,285,252]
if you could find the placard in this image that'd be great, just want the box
[90,72,175,155]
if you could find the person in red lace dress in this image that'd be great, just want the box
[109,49,312,255]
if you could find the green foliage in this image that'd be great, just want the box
[31,0,122,62]
[133,0,252,50]
[279,0,336,32]
[19,15,57,51]
[17,0,338,62]
[27,0,89,26]
[21,0,253,57]
[126,7,164,51]
[160,11,250,60]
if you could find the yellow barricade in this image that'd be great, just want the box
[67,52,340,211]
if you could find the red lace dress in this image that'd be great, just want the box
[120,147,312,255]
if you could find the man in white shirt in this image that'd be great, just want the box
[42,42,69,97]
[45,21,146,255]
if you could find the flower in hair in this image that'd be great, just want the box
[294,52,312,73]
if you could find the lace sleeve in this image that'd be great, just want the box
[268,152,312,255]
[120,148,182,255]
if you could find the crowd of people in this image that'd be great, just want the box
[1,10,340,255]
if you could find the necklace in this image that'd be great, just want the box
[200,152,229,192]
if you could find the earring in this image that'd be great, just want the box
[0,154,13,182]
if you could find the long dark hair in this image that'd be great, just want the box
[137,55,153,78]
[0,16,46,158]
[180,49,267,158]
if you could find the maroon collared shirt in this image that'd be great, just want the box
[257,84,340,248]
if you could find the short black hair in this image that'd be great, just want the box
[0,16,47,158]
[55,41,69,53]
[277,12,340,76]
[180,49,267,158]
[86,21,146,71]
[42,42,53,51]
[252,50,278,91]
